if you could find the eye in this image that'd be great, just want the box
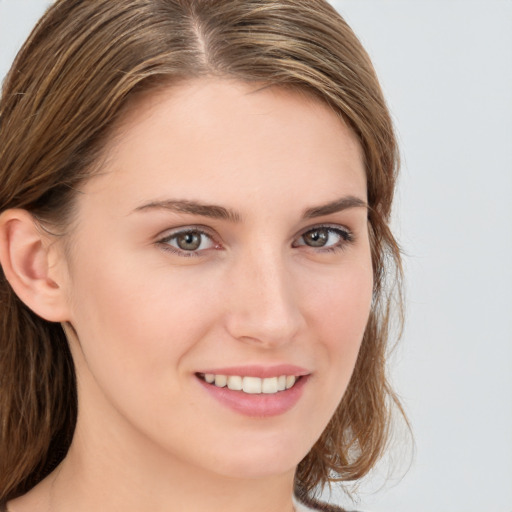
[293,226,353,252]
[158,228,218,256]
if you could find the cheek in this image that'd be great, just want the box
[66,251,221,380]
[308,258,373,343]
[304,258,373,388]
[64,257,223,444]
[284,257,373,444]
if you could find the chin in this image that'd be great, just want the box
[199,432,312,480]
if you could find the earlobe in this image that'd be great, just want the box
[0,209,70,322]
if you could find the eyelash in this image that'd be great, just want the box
[157,227,219,258]
[293,225,354,253]
[157,225,354,257]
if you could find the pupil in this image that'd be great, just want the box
[177,232,201,250]
[305,229,328,247]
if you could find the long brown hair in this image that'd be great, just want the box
[0,0,405,503]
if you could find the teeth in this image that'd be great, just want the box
[243,376,262,394]
[214,374,227,387]
[262,377,278,394]
[201,373,300,394]
[227,375,242,391]
[285,376,296,390]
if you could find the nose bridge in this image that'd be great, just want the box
[224,244,303,346]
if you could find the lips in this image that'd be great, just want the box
[195,365,310,417]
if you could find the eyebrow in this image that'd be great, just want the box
[133,200,241,222]
[302,195,368,218]
[133,195,367,222]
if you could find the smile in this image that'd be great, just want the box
[197,373,298,394]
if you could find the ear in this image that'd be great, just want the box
[0,209,70,322]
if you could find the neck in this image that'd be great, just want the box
[13,347,300,512]
[35,402,297,512]
[49,442,296,512]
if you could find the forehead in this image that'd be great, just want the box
[81,79,366,215]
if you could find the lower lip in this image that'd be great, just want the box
[197,375,309,417]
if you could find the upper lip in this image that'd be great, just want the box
[196,364,310,378]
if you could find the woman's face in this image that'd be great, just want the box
[59,79,373,480]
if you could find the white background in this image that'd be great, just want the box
[1,1,511,511]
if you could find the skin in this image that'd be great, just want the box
[4,79,373,512]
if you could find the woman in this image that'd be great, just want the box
[0,1,405,511]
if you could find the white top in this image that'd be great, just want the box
[293,494,352,512]
[293,495,340,512]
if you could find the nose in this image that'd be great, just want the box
[223,248,305,348]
